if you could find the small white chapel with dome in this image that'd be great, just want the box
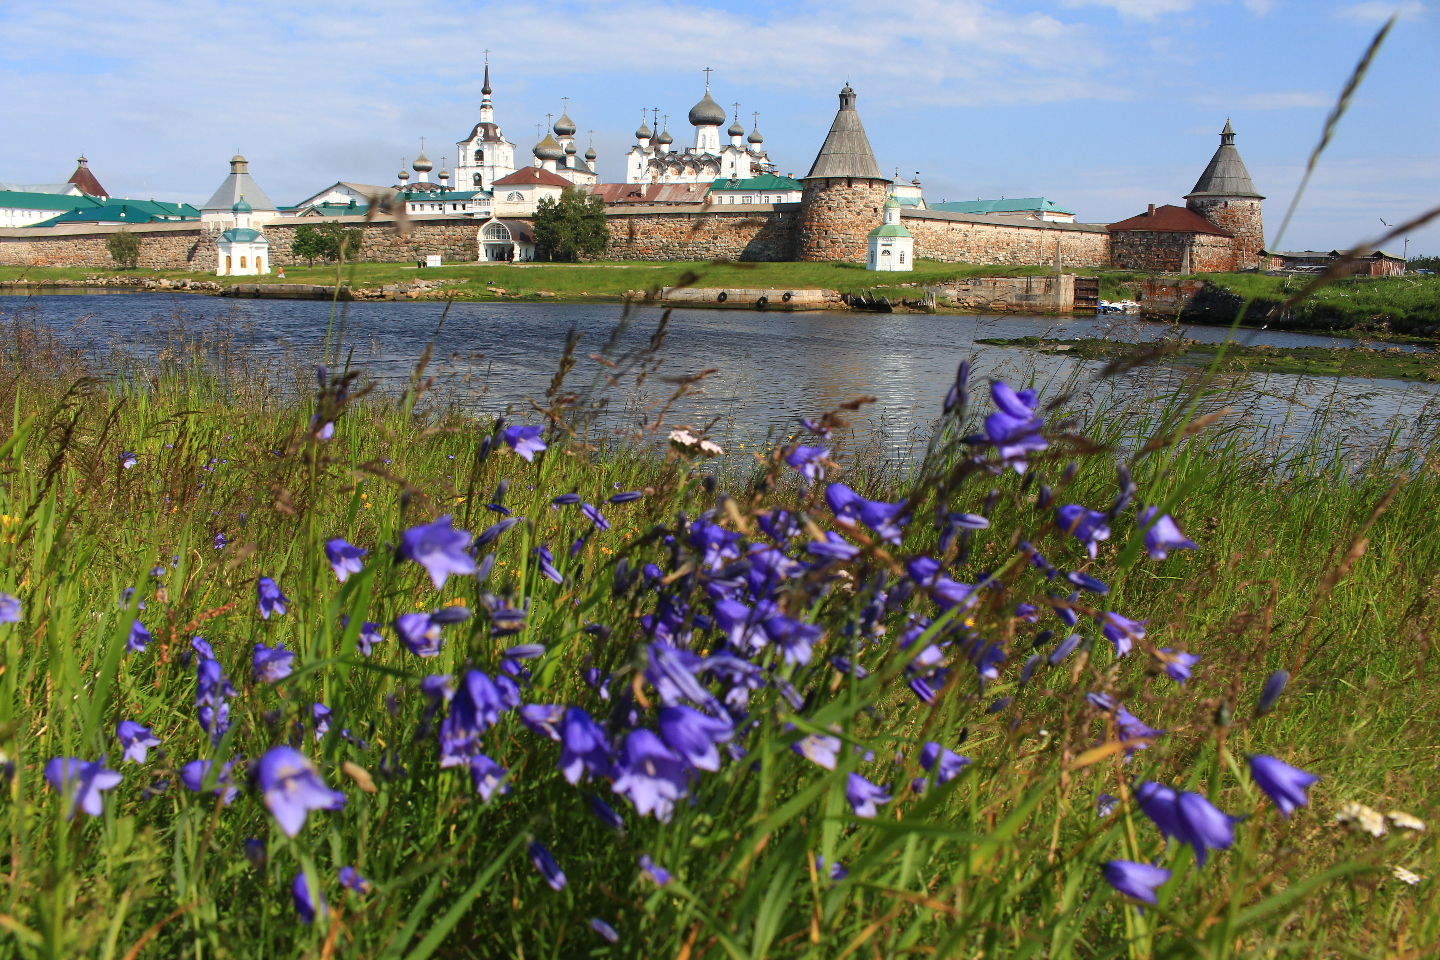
[215,197,270,276]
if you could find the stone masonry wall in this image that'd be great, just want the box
[0,223,216,270]
[794,179,890,261]
[1110,231,1234,273]
[602,206,797,261]
[263,218,483,266]
[1186,198,1263,271]
[903,212,1111,268]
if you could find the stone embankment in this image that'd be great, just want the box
[0,276,224,291]
[653,287,842,310]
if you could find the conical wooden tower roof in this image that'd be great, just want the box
[803,85,889,181]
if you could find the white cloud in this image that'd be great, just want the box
[1334,1,1426,22]
[1242,0,1277,14]
[1227,90,1336,108]
[1057,0,1202,18]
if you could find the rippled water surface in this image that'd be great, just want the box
[4,292,1437,454]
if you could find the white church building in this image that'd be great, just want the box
[625,74,776,185]
[215,197,270,276]
[867,198,913,272]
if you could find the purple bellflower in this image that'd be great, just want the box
[793,733,842,770]
[589,794,626,832]
[395,613,443,657]
[1139,507,1198,560]
[257,746,346,837]
[590,918,620,943]
[611,728,689,822]
[252,642,294,683]
[476,516,523,548]
[256,577,289,619]
[528,841,567,890]
[356,621,384,656]
[338,866,373,895]
[559,707,612,784]
[120,450,138,469]
[181,759,238,804]
[1056,505,1111,558]
[919,742,971,784]
[44,757,122,818]
[126,620,151,653]
[1049,633,1082,665]
[785,445,829,484]
[292,871,325,924]
[469,753,509,801]
[807,532,860,563]
[638,854,672,885]
[845,773,892,819]
[117,720,161,764]
[1099,611,1147,657]
[825,482,864,523]
[503,425,547,462]
[324,538,368,582]
[0,593,18,623]
[519,703,564,740]
[1256,670,1289,716]
[399,515,477,589]
[1136,781,1236,866]
[1156,648,1200,684]
[439,670,506,767]
[609,490,643,503]
[534,545,563,584]
[658,705,734,772]
[984,381,1047,473]
[1248,755,1320,817]
[1101,860,1171,906]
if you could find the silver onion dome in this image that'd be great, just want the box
[413,151,434,173]
[554,112,577,137]
[533,133,566,161]
[688,91,726,126]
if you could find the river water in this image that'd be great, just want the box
[3,290,1437,458]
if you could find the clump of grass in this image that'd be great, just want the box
[0,306,1435,960]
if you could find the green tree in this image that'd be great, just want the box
[291,222,365,266]
[532,186,610,262]
[106,230,141,269]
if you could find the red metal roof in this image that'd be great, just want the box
[490,166,573,188]
[583,182,709,205]
[1107,204,1229,236]
[67,157,109,198]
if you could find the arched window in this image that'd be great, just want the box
[506,191,524,201]
[477,149,484,163]
[899,251,905,264]
[240,256,247,268]
[257,257,264,272]
[483,222,510,240]
[226,256,232,272]
[473,173,482,188]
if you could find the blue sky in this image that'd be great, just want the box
[2,0,1436,254]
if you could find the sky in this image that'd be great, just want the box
[1,0,1437,254]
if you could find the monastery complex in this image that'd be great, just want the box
[0,68,1268,277]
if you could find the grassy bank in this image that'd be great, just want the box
[978,335,1440,381]
[0,314,1435,959]
[1197,273,1440,335]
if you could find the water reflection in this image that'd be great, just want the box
[2,292,1436,456]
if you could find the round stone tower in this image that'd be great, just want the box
[795,85,893,262]
[1185,120,1265,271]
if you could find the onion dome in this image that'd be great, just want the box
[439,166,450,183]
[565,141,577,155]
[688,91,726,126]
[232,195,253,214]
[413,151,434,173]
[656,125,673,146]
[554,112,577,137]
[398,161,410,182]
[636,118,652,140]
[533,133,566,161]
[728,117,745,137]
[748,124,763,145]
[585,145,597,161]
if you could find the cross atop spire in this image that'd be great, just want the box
[703,66,713,90]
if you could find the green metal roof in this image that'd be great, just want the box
[707,174,804,193]
[302,202,373,217]
[220,227,265,242]
[868,223,912,238]
[35,200,200,225]
[927,197,1074,216]
[0,191,104,212]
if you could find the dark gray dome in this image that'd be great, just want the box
[748,126,763,145]
[564,141,577,155]
[728,118,745,137]
[585,145,596,161]
[656,126,673,145]
[554,112,577,137]
[412,151,434,172]
[688,91,726,126]
[533,133,565,161]
[635,121,652,140]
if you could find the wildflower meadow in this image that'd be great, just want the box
[0,303,1434,960]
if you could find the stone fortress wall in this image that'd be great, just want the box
[0,205,1117,269]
